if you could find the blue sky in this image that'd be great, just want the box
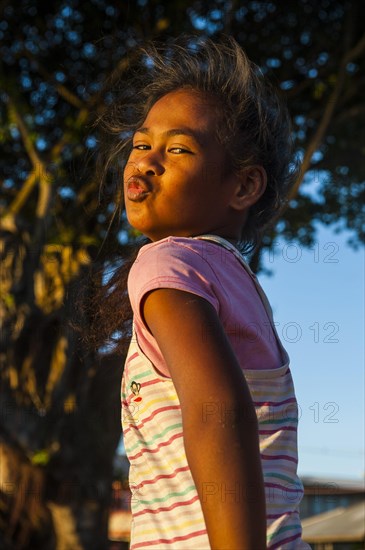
[259,224,364,480]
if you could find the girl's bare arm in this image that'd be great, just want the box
[143,288,267,550]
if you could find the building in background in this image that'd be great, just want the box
[300,477,365,549]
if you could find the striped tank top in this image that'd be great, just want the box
[121,236,309,549]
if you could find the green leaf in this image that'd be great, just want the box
[31,449,50,466]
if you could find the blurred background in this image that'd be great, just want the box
[0,0,364,548]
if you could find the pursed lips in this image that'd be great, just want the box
[125,176,152,201]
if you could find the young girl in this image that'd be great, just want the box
[98,35,309,549]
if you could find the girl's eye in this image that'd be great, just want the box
[169,147,191,154]
[132,144,150,150]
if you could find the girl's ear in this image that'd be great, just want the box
[230,166,267,211]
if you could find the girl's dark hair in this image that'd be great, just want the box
[89,34,298,353]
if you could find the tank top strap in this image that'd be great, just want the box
[194,234,289,364]
[194,234,252,270]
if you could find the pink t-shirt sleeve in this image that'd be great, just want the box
[129,239,222,320]
[128,238,224,376]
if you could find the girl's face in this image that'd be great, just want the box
[123,88,241,242]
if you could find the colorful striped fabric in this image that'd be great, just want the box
[122,341,307,549]
[121,236,309,549]
[122,345,211,549]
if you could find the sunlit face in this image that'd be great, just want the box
[123,88,241,242]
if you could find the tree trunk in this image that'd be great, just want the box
[0,228,123,549]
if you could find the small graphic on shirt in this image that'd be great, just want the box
[130,381,142,403]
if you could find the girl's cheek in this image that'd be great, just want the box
[124,160,135,179]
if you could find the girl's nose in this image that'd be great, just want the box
[136,151,164,176]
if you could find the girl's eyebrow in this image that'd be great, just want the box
[135,126,205,146]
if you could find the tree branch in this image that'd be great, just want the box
[343,31,365,63]
[288,32,365,201]
[87,56,130,111]
[3,100,53,222]
[8,99,42,169]
[2,171,37,218]
[335,103,365,125]
[23,50,85,110]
